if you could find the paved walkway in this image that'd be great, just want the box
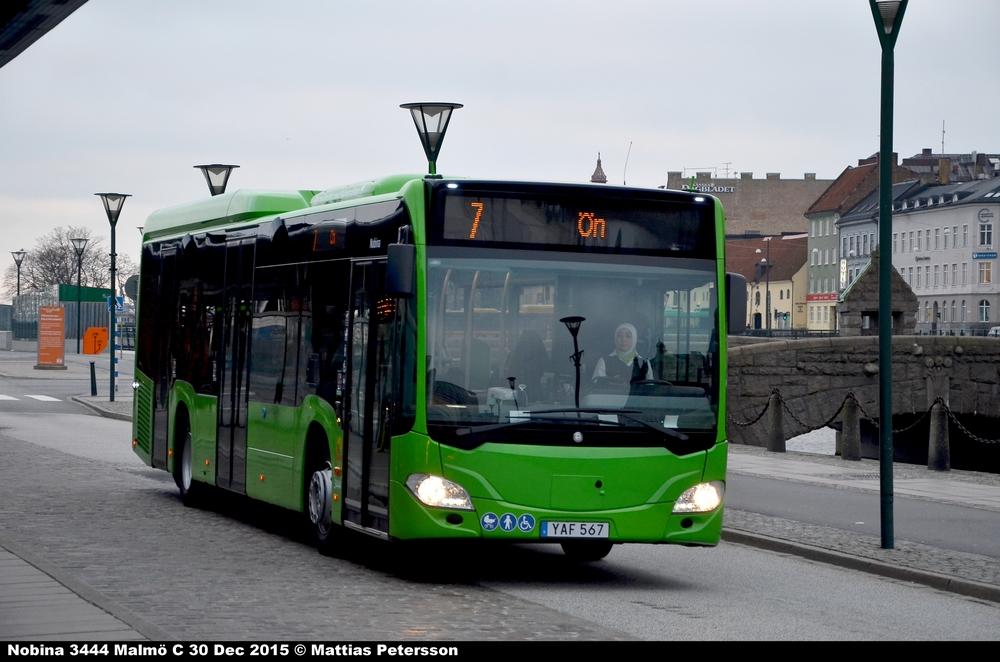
[1,342,998,642]
[0,544,146,641]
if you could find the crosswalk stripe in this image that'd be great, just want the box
[24,395,61,402]
[0,395,19,401]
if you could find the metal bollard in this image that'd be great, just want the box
[766,392,785,452]
[90,361,97,396]
[928,399,950,471]
[841,396,861,461]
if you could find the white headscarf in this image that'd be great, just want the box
[611,322,638,365]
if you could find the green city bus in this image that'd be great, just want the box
[131,173,746,561]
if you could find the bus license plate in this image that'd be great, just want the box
[540,521,608,539]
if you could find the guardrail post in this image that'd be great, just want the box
[841,396,861,461]
[766,392,785,452]
[90,361,97,396]
[928,399,950,471]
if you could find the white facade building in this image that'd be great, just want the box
[889,178,1000,334]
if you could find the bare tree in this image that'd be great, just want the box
[114,253,139,296]
[3,227,115,299]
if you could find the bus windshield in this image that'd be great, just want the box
[426,248,720,452]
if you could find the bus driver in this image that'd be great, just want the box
[591,322,649,386]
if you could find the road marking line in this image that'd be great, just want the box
[24,395,61,402]
[0,395,19,400]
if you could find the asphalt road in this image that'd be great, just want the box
[1,411,998,641]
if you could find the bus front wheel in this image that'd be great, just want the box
[560,540,614,562]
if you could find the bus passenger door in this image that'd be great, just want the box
[216,238,255,493]
[343,260,393,534]
[151,249,177,471]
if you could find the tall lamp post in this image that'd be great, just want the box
[400,102,463,177]
[194,164,239,196]
[96,193,130,402]
[869,0,907,550]
[71,237,88,354]
[560,316,586,410]
[756,237,772,336]
[11,249,27,297]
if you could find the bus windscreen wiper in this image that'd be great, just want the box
[454,414,622,438]
[526,408,689,441]
[455,408,688,442]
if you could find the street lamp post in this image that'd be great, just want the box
[400,102,463,177]
[96,193,131,402]
[194,164,239,196]
[869,0,908,550]
[71,237,88,354]
[11,249,26,297]
[756,238,772,336]
[559,316,586,410]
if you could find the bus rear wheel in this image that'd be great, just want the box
[173,423,205,507]
[560,540,614,562]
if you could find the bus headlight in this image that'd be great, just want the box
[405,474,474,511]
[672,481,725,513]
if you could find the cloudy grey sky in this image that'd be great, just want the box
[2,0,998,297]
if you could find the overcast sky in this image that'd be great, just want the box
[2,0,998,297]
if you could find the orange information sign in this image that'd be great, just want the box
[36,306,67,370]
[83,326,109,354]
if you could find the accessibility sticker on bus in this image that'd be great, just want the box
[480,512,499,531]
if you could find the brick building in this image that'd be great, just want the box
[664,170,833,236]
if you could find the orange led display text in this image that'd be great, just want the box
[577,211,607,239]
[468,201,485,239]
[312,228,337,252]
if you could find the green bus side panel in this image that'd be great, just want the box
[132,370,153,465]
[246,401,300,510]
[244,395,342,513]
[170,382,218,485]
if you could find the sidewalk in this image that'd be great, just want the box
[725,443,1000,602]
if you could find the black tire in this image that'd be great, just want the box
[560,540,615,562]
[306,460,341,555]
[173,420,205,507]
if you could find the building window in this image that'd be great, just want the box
[963,263,968,285]
[980,223,993,247]
[943,266,949,287]
[935,228,940,250]
[755,291,760,306]
[953,226,959,246]
[980,299,991,323]
[779,289,784,300]
[917,268,923,289]
[951,300,956,324]
[962,300,967,321]
[943,302,948,322]
[917,230,923,251]
[863,234,869,255]
[934,265,940,287]
[964,224,969,247]
[952,264,958,287]
[907,266,913,285]
[944,227,950,249]
[979,261,993,285]
[909,231,914,251]
[924,301,930,322]
[893,232,897,253]
[843,237,848,256]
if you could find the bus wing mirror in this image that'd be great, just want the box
[726,272,747,335]
[386,244,415,297]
